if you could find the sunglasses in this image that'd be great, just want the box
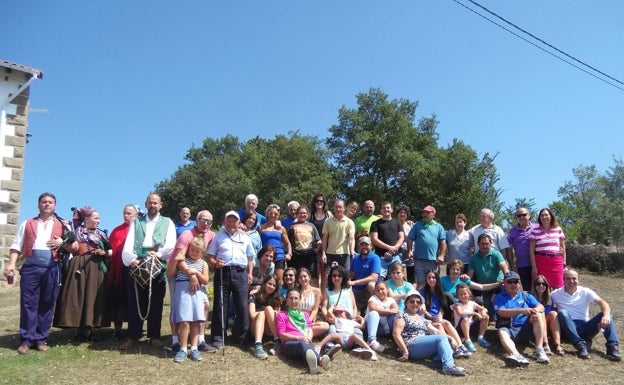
[505,280,520,284]
[516,213,529,218]
[315,200,324,203]
[535,282,548,287]
[198,218,213,224]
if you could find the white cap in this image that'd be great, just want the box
[224,210,240,220]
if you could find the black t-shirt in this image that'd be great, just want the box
[370,218,403,255]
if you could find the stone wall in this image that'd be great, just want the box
[0,87,30,272]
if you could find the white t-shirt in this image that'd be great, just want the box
[551,286,600,321]
[366,295,397,315]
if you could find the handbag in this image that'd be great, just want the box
[130,254,164,288]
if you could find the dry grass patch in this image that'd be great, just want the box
[0,271,623,385]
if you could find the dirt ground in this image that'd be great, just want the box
[0,271,623,385]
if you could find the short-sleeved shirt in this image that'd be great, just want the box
[175,220,196,238]
[419,288,441,317]
[322,216,355,254]
[468,224,510,251]
[350,252,381,291]
[171,227,215,262]
[366,295,397,315]
[493,291,539,327]
[387,280,415,311]
[440,275,473,301]
[469,249,505,283]
[528,226,566,255]
[208,229,255,267]
[354,214,381,236]
[248,293,272,312]
[507,223,539,268]
[370,218,404,256]
[407,220,446,261]
[446,229,471,264]
[551,286,600,321]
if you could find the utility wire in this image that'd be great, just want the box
[451,0,624,92]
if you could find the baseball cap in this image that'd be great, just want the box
[224,210,240,220]
[422,205,436,215]
[358,236,372,245]
[504,271,521,281]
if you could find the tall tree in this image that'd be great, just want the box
[155,132,336,221]
[501,197,537,230]
[551,165,605,243]
[432,139,503,228]
[326,88,438,206]
[326,89,503,229]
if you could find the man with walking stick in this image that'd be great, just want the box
[208,211,255,350]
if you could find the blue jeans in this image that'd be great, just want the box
[558,309,619,348]
[380,254,402,279]
[282,340,318,362]
[365,311,395,340]
[408,334,455,370]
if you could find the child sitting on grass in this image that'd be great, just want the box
[452,283,490,352]
[318,304,377,360]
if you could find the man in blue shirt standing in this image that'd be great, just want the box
[407,205,446,289]
[208,211,255,348]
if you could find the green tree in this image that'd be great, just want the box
[501,197,537,230]
[326,89,503,229]
[551,165,606,243]
[432,139,503,228]
[155,132,336,221]
[600,157,624,246]
[326,87,438,207]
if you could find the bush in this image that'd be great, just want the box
[567,242,624,276]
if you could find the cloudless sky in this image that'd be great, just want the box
[4,0,623,231]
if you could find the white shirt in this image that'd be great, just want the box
[551,286,600,321]
[122,214,176,266]
[10,217,56,252]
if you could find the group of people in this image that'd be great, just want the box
[3,192,621,375]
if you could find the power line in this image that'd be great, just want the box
[450,0,624,92]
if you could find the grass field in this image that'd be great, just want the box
[1,271,623,385]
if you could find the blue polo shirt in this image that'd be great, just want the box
[350,251,381,291]
[407,220,446,261]
[493,291,539,327]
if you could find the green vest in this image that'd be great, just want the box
[132,215,170,257]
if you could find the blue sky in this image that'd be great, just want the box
[4,0,623,231]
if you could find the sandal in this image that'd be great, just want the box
[543,344,552,355]
[554,344,565,356]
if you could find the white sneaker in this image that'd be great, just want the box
[370,351,378,361]
[320,354,331,371]
[306,349,319,374]
[369,340,385,353]
[350,347,373,359]
[535,347,550,364]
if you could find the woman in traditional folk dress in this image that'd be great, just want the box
[54,206,112,341]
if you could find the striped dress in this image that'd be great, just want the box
[172,258,206,323]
